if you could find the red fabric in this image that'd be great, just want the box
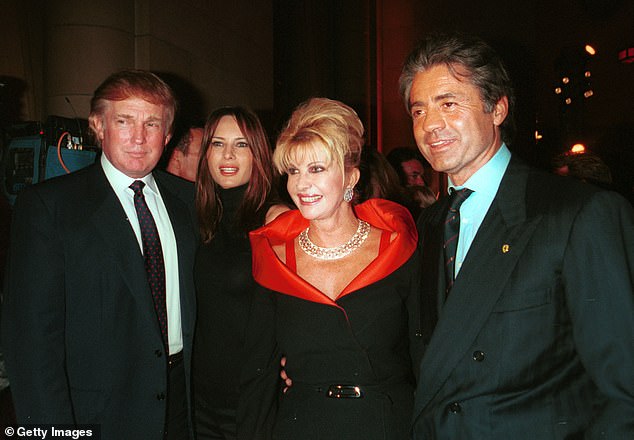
[249,199,418,307]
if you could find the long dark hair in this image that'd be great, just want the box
[195,107,275,243]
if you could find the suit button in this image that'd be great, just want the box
[448,402,462,413]
[472,350,485,362]
[156,392,166,400]
[154,349,163,357]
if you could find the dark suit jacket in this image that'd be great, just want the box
[411,157,634,439]
[1,163,197,439]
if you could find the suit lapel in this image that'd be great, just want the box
[88,166,158,323]
[414,158,542,415]
[155,173,196,332]
[416,198,449,342]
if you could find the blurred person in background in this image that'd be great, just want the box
[551,150,613,190]
[356,147,421,217]
[167,125,204,182]
[387,146,428,188]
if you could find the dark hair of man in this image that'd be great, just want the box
[195,107,275,243]
[386,146,426,187]
[174,130,194,154]
[399,32,516,144]
[552,151,613,188]
[88,70,177,145]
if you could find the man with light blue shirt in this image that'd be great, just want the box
[2,70,197,439]
[447,145,510,278]
[400,33,634,439]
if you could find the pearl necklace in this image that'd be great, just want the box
[298,220,371,261]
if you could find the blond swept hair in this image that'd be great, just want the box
[274,97,364,175]
[89,69,176,144]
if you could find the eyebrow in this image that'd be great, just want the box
[211,136,247,141]
[434,92,458,102]
[287,159,325,168]
[410,92,460,108]
[115,113,163,123]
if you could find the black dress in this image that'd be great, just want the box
[248,199,422,440]
[193,185,276,440]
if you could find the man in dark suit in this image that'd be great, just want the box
[2,70,197,439]
[400,33,634,438]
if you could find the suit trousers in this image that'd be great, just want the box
[166,352,189,440]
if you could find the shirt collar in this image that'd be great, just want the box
[100,154,159,195]
[448,143,511,198]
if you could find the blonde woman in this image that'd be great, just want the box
[248,98,421,439]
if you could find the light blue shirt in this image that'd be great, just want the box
[448,144,511,277]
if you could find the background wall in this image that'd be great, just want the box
[2,0,633,196]
[1,0,274,126]
[377,0,634,196]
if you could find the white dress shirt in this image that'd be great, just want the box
[101,155,183,355]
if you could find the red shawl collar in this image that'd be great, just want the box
[249,198,418,307]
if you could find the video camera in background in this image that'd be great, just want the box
[1,116,99,205]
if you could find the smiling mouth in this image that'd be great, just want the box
[219,167,238,175]
[427,138,454,149]
[298,195,322,204]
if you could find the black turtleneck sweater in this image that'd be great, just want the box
[193,184,257,412]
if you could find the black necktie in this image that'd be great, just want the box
[443,188,473,295]
[130,180,168,348]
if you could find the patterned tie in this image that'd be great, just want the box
[130,180,168,348]
[443,188,473,295]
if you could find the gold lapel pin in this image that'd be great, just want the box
[502,244,510,253]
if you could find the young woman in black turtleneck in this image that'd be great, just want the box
[193,107,288,440]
